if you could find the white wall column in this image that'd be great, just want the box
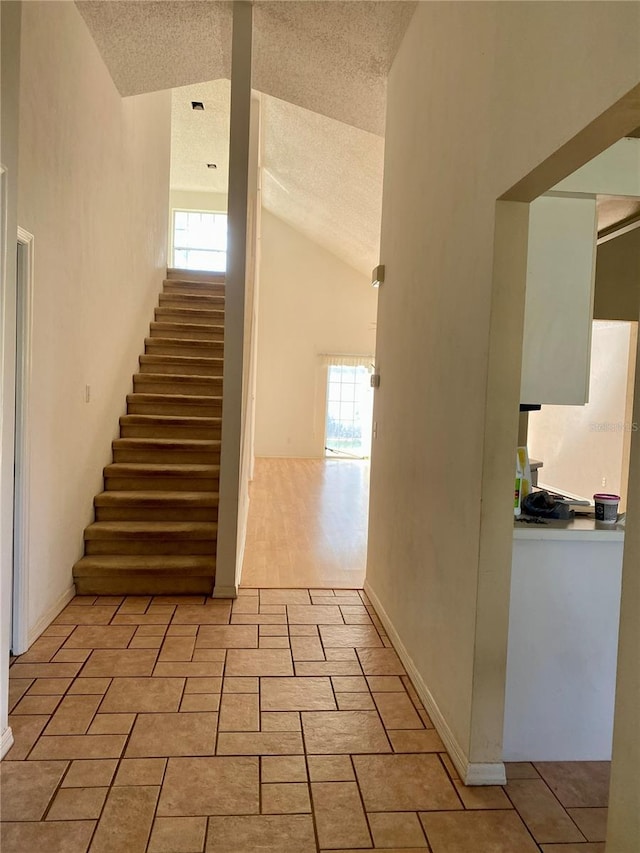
[606,331,640,850]
[0,0,22,758]
[214,1,254,597]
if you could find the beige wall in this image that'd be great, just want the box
[169,190,228,213]
[367,0,640,787]
[528,321,635,508]
[254,210,377,458]
[17,2,171,634]
[594,229,640,321]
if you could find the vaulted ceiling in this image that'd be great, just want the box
[76,1,416,136]
[76,1,416,274]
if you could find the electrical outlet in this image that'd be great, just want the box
[602,476,607,488]
[85,385,91,403]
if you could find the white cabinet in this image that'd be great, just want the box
[505,528,623,761]
[520,196,597,405]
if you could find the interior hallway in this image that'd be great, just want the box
[2,590,609,852]
[241,458,369,589]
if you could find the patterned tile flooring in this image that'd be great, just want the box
[2,589,609,852]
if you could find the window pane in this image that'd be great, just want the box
[173,210,228,271]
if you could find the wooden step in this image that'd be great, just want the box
[104,463,219,492]
[119,414,221,440]
[73,554,216,595]
[84,521,218,555]
[145,337,224,358]
[159,293,225,310]
[149,322,224,342]
[126,393,222,418]
[112,437,220,465]
[94,490,219,522]
[163,280,225,297]
[166,269,225,284]
[139,355,224,377]
[133,373,223,397]
[155,306,225,325]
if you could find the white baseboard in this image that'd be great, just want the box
[364,580,506,786]
[213,584,238,598]
[28,584,76,646]
[1,727,14,760]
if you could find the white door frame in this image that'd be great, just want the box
[11,227,34,655]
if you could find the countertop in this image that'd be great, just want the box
[513,515,625,542]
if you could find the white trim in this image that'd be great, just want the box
[28,584,76,647]
[11,228,35,655]
[212,584,238,599]
[364,579,507,786]
[1,726,14,760]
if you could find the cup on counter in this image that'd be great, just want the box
[593,493,620,523]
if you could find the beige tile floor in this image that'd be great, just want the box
[2,590,609,852]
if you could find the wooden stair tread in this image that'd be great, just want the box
[145,336,223,348]
[159,294,225,305]
[113,438,220,450]
[140,354,223,367]
[150,321,224,333]
[95,491,219,506]
[85,521,217,539]
[126,393,222,405]
[120,414,221,426]
[74,554,216,575]
[105,463,219,476]
[165,272,225,284]
[155,307,224,317]
[133,373,222,385]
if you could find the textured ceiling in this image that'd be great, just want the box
[77,2,232,96]
[171,80,231,194]
[261,93,384,274]
[170,79,384,273]
[252,2,416,135]
[76,1,416,135]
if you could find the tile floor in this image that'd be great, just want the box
[2,589,609,852]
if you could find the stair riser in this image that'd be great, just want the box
[113,449,220,465]
[96,506,218,522]
[138,360,224,377]
[150,325,224,342]
[133,380,222,396]
[127,401,222,418]
[86,540,217,556]
[75,575,215,595]
[155,309,225,325]
[163,282,225,296]
[159,294,225,308]
[145,342,224,358]
[105,477,219,491]
[119,425,221,440]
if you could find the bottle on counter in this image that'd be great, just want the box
[517,446,532,499]
[515,451,523,517]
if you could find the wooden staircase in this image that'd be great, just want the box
[73,273,225,595]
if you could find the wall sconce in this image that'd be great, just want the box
[371,264,385,288]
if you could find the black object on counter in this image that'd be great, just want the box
[521,490,573,520]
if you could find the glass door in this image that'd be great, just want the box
[325,364,374,459]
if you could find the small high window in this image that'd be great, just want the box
[172,210,227,272]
